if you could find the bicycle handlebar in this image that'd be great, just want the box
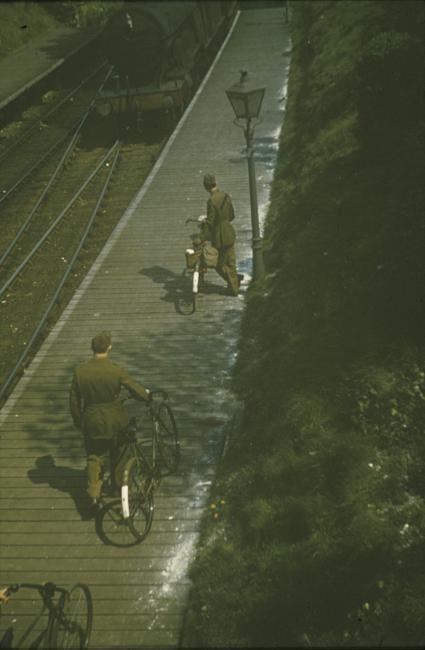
[122,389,169,404]
[149,389,168,399]
[185,216,207,225]
[5,582,67,598]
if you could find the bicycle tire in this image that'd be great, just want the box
[121,456,154,541]
[50,583,93,650]
[156,402,180,473]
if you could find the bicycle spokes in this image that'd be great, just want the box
[122,457,154,541]
[50,583,92,649]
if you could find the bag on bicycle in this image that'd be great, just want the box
[185,247,201,269]
[202,243,219,268]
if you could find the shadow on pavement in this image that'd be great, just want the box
[27,454,91,521]
[140,265,227,314]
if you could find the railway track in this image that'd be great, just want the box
[0,133,165,405]
[0,62,110,205]
[0,139,120,401]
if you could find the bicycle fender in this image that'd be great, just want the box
[193,270,199,293]
[121,485,130,519]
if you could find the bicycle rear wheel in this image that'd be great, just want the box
[121,456,154,541]
[50,583,93,649]
[156,402,180,473]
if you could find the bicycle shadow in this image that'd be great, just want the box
[27,454,92,521]
[140,265,227,313]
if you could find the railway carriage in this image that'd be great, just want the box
[96,1,237,125]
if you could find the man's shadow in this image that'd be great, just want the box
[27,455,92,521]
[140,265,227,313]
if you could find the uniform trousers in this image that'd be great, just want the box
[85,435,129,499]
[216,244,239,295]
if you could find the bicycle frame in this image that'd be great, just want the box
[1,581,93,650]
[121,391,167,465]
[186,240,207,294]
[120,391,167,519]
[120,390,179,537]
[2,582,67,649]
[182,217,210,314]
[120,433,158,521]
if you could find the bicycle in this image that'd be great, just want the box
[0,582,92,649]
[120,390,180,542]
[178,215,219,314]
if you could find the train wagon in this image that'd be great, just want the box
[95,1,237,125]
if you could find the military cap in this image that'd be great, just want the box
[203,173,216,190]
[91,330,112,353]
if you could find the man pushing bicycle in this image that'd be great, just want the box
[69,331,150,512]
[201,173,243,296]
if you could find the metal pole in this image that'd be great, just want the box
[245,119,265,280]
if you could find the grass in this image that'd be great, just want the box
[0,3,59,59]
[0,2,123,60]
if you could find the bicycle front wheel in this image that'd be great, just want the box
[156,402,180,473]
[176,268,195,315]
[121,456,154,541]
[51,583,93,649]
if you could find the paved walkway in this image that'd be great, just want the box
[0,8,291,647]
[0,25,99,110]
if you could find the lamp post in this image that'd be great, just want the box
[226,71,266,280]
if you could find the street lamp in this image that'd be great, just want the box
[226,70,266,280]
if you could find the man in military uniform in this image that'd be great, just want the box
[70,331,150,509]
[201,173,243,296]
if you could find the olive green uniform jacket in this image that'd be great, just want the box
[70,357,149,440]
[202,188,236,249]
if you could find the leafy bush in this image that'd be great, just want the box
[0,2,123,60]
[0,3,59,59]
[74,2,123,29]
[37,2,123,29]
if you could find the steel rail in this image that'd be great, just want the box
[0,120,82,207]
[0,141,121,406]
[0,121,84,268]
[0,61,108,165]
[0,140,120,301]
[0,85,105,268]
[0,66,113,207]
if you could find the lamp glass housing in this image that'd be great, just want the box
[226,80,266,120]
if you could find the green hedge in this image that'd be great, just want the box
[0,3,59,59]
[0,2,123,59]
[183,1,425,646]
[39,1,123,29]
